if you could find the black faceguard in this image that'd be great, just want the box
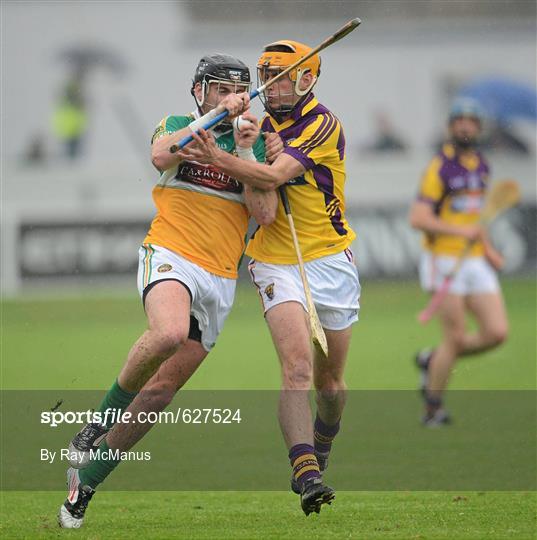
[452,135,478,151]
[191,54,251,129]
[450,116,481,151]
[448,100,483,152]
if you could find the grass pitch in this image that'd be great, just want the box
[1,491,535,539]
[1,278,535,538]
[3,279,535,390]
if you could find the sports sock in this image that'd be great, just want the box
[289,443,321,489]
[424,393,443,416]
[417,349,434,370]
[79,440,121,489]
[97,379,137,429]
[314,414,340,456]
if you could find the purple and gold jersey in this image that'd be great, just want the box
[144,112,265,279]
[246,94,355,264]
[418,143,490,256]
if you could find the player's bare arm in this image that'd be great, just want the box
[263,132,284,164]
[244,184,277,225]
[231,111,279,225]
[178,128,305,190]
[409,200,483,242]
[151,128,194,172]
[482,229,505,270]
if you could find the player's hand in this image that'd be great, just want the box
[264,132,284,164]
[458,224,484,242]
[483,238,505,270]
[233,111,259,149]
[175,129,220,165]
[220,92,250,119]
[485,247,504,271]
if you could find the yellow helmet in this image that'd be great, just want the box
[257,40,320,98]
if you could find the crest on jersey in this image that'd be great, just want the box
[151,124,166,144]
[157,264,172,273]
[264,283,275,300]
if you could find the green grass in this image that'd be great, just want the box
[1,491,535,539]
[2,279,535,390]
[1,278,535,538]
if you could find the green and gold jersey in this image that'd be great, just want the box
[145,112,265,279]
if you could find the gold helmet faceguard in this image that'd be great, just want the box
[257,40,321,117]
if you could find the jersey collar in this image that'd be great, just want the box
[442,143,480,170]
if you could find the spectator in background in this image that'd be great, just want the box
[23,133,46,165]
[52,72,88,160]
[362,110,408,153]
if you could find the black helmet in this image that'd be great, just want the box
[191,54,251,107]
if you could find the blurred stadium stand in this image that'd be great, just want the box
[2,1,535,295]
[186,1,536,21]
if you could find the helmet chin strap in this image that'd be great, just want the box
[294,70,317,96]
[192,80,208,108]
[265,102,293,123]
[192,94,206,120]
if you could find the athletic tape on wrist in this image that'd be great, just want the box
[235,146,256,161]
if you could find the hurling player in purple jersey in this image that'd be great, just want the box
[409,98,508,427]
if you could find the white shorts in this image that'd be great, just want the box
[137,244,235,351]
[248,249,361,331]
[419,252,500,295]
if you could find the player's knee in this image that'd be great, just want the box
[153,328,188,358]
[138,383,176,412]
[286,370,312,390]
[315,374,346,396]
[447,331,466,354]
[486,326,508,347]
[315,384,346,404]
[282,361,312,390]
